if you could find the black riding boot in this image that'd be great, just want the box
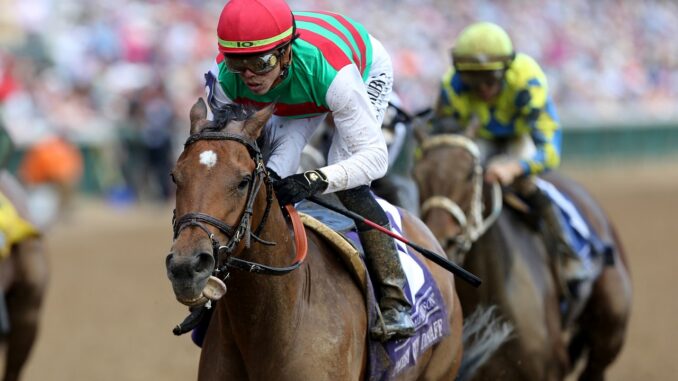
[336,186,415,342]
[524,185,592,298]
[360,226,415,341]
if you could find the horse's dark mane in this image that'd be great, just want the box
[209,102,278,163]
[211,103,257,131]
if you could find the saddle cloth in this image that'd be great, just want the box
[535,178,610,277]
[297,195,450,381]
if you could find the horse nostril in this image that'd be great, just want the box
[166,253,174,269]
[194,252,215,274]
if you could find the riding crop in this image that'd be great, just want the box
[307,196,482,287]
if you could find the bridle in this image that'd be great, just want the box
[172,129,304,279]
[419,134,503,260]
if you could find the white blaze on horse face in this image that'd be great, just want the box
[199,150,218,168]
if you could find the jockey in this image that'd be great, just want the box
[433,21,591,294]
[205,0,414,341]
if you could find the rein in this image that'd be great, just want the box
[420,134,502,258]
[172,129,305,278]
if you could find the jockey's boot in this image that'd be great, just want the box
[335,185,414,341]
[360,226,416,342]
[524,186,591,298]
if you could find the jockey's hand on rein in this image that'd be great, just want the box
[273,170,329,206]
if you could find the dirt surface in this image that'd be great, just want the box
[13,162,678,380]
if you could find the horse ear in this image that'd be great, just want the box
[243,104,275,140]
[189,98,210,134]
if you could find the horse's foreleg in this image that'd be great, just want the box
[4,239,48,381]
[576,260,631,381]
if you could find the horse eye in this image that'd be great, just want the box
[466,170,474,182]
[170,172,177,184]
[238,176,251,191]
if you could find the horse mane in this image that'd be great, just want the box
[210,103,258,131]
[209,102,281,164]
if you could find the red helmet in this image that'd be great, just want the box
[217,0,295,55]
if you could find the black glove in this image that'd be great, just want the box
[273,170,329,205]
[266,167,282,181]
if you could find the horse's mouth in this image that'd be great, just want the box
[175,276,227,307]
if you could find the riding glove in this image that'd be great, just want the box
[266,167,282,181]
[273,170,329,205]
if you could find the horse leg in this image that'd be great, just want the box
[576,247,631,381]
[420,290,463,380]
[3,239,48,381]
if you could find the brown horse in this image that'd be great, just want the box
[165,99,514,380]
[413,133,632,381]
[0,171,49,381]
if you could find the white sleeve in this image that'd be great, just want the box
[264,114,326,178]
[320,65,388,193]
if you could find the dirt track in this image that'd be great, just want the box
[16,162,678,381]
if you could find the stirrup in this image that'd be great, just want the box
[371,308,415,342]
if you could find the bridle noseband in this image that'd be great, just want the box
[172,129,303,278]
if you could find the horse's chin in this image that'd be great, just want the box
[175,276,227,307]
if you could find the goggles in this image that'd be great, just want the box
[224,51,281,75]
[458,70,504,89]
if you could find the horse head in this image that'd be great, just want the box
[413,134,501,263]
[165,98,274,306]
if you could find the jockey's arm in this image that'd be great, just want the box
[517,87,562,176]
[318,65,389,193]
[520,110,562,175]
[509,58,562,176]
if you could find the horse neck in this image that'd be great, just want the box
[470,209,553,306]
[222,191,305,339]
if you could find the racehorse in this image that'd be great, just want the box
[165,99,508,380]
[413,133,632,381]
[0,171,49,381]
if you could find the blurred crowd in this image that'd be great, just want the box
[0,0,676,202]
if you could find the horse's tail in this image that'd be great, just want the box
[456,305,513,381]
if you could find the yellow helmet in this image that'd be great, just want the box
[452,22,515,71]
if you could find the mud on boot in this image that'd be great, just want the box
[360,226,415,342]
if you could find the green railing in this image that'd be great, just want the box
[561,123,678,163]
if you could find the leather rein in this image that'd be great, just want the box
[419,134,502,259]
[172,130,305,279]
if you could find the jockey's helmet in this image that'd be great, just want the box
[451,22,515,72]
[217,0,295,55]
